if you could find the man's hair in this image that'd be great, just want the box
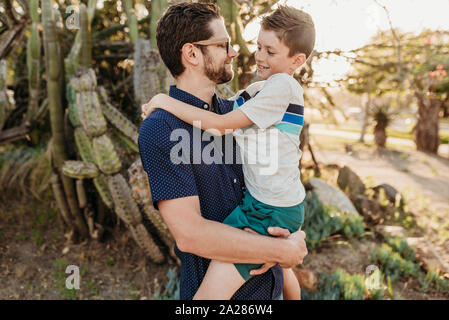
[261,6,315,59]
[156,2,221,78]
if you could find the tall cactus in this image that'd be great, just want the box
[65,2,96,79]
[79,4,92,69]
[151,0,174,96]
[149,0,167,49]
[124,0,138,44]
[42,0,88,238]
[66,67,168,263]
[26,0,41,120]
[126,0,172,113]
[32,0,175,261]
[133,39,161,108]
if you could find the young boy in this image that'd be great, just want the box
[142,6,315,300]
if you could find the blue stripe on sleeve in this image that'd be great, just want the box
[281,113,304,126]
[274,123,303,135]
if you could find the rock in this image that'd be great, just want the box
[353,195,385,225]
[374,225,407,238]
[406,237,449,274]
[372,184,402,206]
[337,166,366,196]
[306,177,360,216]
[294,266,317,292]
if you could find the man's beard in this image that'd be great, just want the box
[203,52,233,84]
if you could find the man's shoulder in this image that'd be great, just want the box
[138,109,186,145]
[215,95,235,114]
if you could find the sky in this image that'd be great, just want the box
[243,0,449,82]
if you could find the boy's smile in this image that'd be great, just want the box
[255,28,305,80]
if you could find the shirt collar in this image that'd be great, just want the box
[169,85,222,113]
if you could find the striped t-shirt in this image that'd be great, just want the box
[231,72,306,207]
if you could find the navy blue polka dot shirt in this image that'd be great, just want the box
[138,85,283,300]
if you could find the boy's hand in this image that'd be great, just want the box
[242,228,274,276]
[141,102,156,119]
[140,93,167,119]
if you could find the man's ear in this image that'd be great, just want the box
[181,43,200,67]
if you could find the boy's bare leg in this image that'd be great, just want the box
[282,268,301,300]
[193,260,246,300]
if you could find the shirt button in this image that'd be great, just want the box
[203,104,209,109]
[233,179,237,183]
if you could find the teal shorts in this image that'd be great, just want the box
[222,191,304,281]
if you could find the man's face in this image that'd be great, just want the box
[201,18,237,84]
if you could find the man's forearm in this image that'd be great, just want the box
[180,218,294,265]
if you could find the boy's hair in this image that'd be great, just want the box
[156,2,221,78]
[261,5,315,59]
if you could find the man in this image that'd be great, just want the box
[138,2,308,300]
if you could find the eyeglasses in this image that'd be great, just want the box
[192,37,231,54]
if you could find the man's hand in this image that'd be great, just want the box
[247,227,307,276]
[281,227,307,268]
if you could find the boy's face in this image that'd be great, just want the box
[255,28,302,80]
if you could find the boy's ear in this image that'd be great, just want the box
[293,53,307,68]
[289,53,307,74]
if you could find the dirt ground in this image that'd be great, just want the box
[0,201,176,300]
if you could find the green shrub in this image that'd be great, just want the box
[385,236,416,261]
[152,268,180,300]
[302,192,365,249]
[302,268,386,300]
[418,269,449,294]
[371,243,420,282]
